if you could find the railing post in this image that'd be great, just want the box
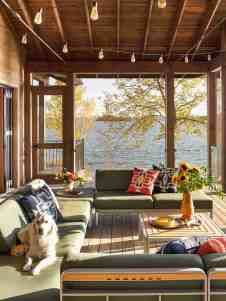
[165,69,176,168]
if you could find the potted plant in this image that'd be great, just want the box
[55,168,86,193]
[172,162,222,223]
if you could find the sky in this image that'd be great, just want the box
[82,78,207,116]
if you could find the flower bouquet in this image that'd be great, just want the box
[172,162,222,222]
[55,168,86,193]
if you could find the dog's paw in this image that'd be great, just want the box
[23,264,32,272]
[31,267,40,276]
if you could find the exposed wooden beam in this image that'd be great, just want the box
[0,0,65,62]
[191,0,223,60]
[116,0,120,51]
[27,60,210,74]
[143,0,154,53]
[167,0,188,60]
[16,0,44,56]
[50,0,66,43]
[83,0,94,48]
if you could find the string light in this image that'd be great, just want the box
[185,55,189,63]
[98,48,104,60]
[90,1,99,21]
[21,34,27,45]
[131,52,136,63]
[62,43,69,53]
[34,8,43,25]
[158,0,166,8]
[208,54,212,61]
[159,54,164,64]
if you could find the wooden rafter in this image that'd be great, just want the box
[83,0,94,48]
[116,0,120,51]
[191,0,223,60]
[143,0,154,53]
[50,0,65,43]
[167,0,188,60]
[16,0,44,56]
[0,2,19,44]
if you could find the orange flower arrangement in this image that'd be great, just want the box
[55,168,85,185]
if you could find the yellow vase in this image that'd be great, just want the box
[180,191,195,221]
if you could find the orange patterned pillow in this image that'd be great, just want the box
[128,168,159,195]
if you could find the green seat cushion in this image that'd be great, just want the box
[202,253,226,270]
[57,222,86,257]
[58,199,91,223]
[62,254,204,293]
[0,256,60,301]
[96,170,132,191]
[153,191,213,210]
[62,253,204,270]
[94,191,154,209]
[0,198,28,253]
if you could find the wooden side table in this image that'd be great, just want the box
[139,213,225,254]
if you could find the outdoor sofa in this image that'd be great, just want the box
[94,169,214,224]
[0,177,224,301]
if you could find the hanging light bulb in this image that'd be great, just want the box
[62,43,69,53]
[131,52,136,63]
[34,8,43,25]
[98,48,104,60]
[90,1,99,21]
[21,33,27,45]
[185,55,189,64]
[158,0,166,8]
[159,54,164,64]
[208,54,212,61]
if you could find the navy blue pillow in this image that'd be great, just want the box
[17,186,63,222]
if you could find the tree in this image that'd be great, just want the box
[101,77,207,144]
[45,83,96,141]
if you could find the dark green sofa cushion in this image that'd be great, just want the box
[0,256,60,301]
[96,170,132,191]
[153,191,213,209]
[62,253,204,270]
[94,191,154,209]
[57,222,87,257]
[202,253,226,270]
[0,198,28,253]
[58,198,91,224]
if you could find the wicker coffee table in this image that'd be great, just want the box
[139,213,225,254]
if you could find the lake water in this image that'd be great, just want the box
[85,121,207,170]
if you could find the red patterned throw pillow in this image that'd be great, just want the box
[128,168,159,195]
[197,238,226,256]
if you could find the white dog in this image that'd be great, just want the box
[19,212,59,275]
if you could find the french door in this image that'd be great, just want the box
[32,86,65,181]
[0,87,13,192]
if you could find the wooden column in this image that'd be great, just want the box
[221,22,226,191]
[24,69,33,182]
[207,72,217,175]
[165,70,176,168]
[63,73,75,171]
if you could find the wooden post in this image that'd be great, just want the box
[221,22,226,191]
[63,73,75,171]
[207,72,217,175]
[165,70,176,168]
[24,69,33,182]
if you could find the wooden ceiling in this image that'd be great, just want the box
[3,0,226,62]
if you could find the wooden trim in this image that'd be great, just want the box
[63,73,75,171]
[37,143,63,149]
[167,0,188,60]
[221,64,226,192]
[32,91,38,178]
[116,0,120,51]
[166,70,176,168]
[12,88,19,187]
[143,0,154,53]
[27,61,210,74]
[24,70,32,182]
[31,86,66,94]
[207,72,217,175]
[62,271,206,282]
[0,88,5,192]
